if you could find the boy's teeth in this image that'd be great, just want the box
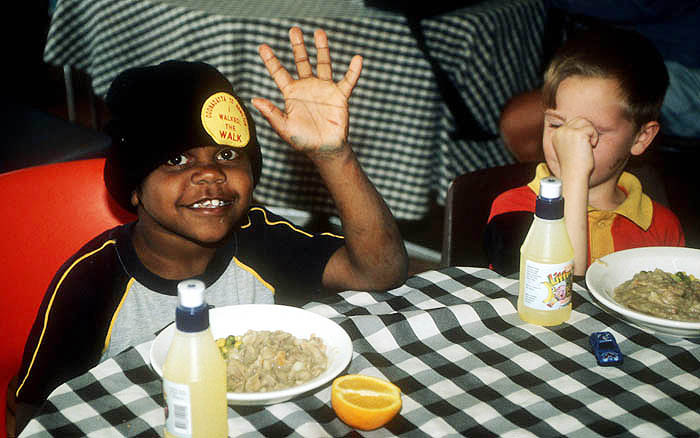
[192,199,229,208]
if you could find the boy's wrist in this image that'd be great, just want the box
[308,141,354,168]
[558,161,592,185]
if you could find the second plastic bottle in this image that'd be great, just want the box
[518,177,574,326]
[163,279,228,437]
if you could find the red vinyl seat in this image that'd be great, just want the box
[0,158,135,435]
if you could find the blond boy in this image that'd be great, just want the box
[486,27,684,276]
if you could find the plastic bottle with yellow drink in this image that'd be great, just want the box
[163,279,228,437]
[518,177,574,326]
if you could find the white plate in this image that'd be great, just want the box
[149,304,353,405]
[585,246,700,338]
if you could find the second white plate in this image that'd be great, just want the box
[585,246,700,338]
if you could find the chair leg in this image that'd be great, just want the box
[87,86,99,129]
[63,65,76,123]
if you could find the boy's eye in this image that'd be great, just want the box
[544,118,562,129]
[216,148,238,161]
[166,154,191,166]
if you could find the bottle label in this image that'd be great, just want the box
[522,259,574,311]
[163,379,192,438]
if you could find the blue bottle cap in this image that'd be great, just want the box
[175,280,209,332]
[536,177,564,219]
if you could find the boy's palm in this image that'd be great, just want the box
[253,27,362,157]
[276,78,351,153]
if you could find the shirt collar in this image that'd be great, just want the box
[527,163,653,230]
[115,222,238,294]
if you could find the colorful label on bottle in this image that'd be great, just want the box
[163,379,192,438]
[522,259,574,310]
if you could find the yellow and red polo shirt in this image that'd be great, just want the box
[485,163,685,275]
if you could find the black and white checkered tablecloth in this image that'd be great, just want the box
[43,0,546,220]
[19,267,700,437]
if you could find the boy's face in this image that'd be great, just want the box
[542,76,641,188]
[132,145,253,245]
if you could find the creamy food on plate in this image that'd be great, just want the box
[613,269,700,321]
[216,329,328,392]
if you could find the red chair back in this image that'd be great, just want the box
[0,158,135,434]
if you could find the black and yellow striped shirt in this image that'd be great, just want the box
[16,206,343,405]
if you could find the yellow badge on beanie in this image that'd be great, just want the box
[201,92,250,147]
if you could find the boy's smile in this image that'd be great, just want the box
[181,195,235,217]
[133,145,253,247]
[181,192,236,217]
[189,199,233,209]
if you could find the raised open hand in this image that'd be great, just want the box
[252,27,363,158]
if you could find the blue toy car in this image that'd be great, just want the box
[589,331,623,366]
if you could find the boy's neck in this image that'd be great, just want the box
[131,223,217,280]
[588,175,627,211]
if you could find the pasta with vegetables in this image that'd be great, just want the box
[613,269,700,321]
[216,330,328,392]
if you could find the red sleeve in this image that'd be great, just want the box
[488,186,536,223]
[649,201,686,247]
[611,201,686,252]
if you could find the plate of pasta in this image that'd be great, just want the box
[585,247,700,338]
[150,304,353,405]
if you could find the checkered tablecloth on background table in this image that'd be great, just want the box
[20,267,700,437]
[43,0,546,220]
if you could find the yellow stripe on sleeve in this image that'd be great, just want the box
[242,207,344,239]
[16,240,117,398]
[233,257,275,293]
[101,278,136,355]
[247,207,313,237]
[321,231,344,239]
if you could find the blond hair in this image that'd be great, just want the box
[542,26,668,130]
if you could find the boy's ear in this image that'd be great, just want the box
[630,121,660,156]
[130,191,140,207]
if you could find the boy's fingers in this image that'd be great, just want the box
[567,117,599,147]
[258,44,293,92]
[314,29,332,81]
[290,26,313,79]
[337,55,363,98]
[251,98,289,141]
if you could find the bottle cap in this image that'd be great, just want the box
[539,177,562,200]
[178,279,205,308]
[535,177,564,219]
[176,279,209,332]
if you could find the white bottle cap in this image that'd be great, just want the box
[539,177,562,200]
[177,279,205,308]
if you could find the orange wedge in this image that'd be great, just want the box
[331,374,402,431]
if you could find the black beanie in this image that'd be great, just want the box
[103,60,262,212]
